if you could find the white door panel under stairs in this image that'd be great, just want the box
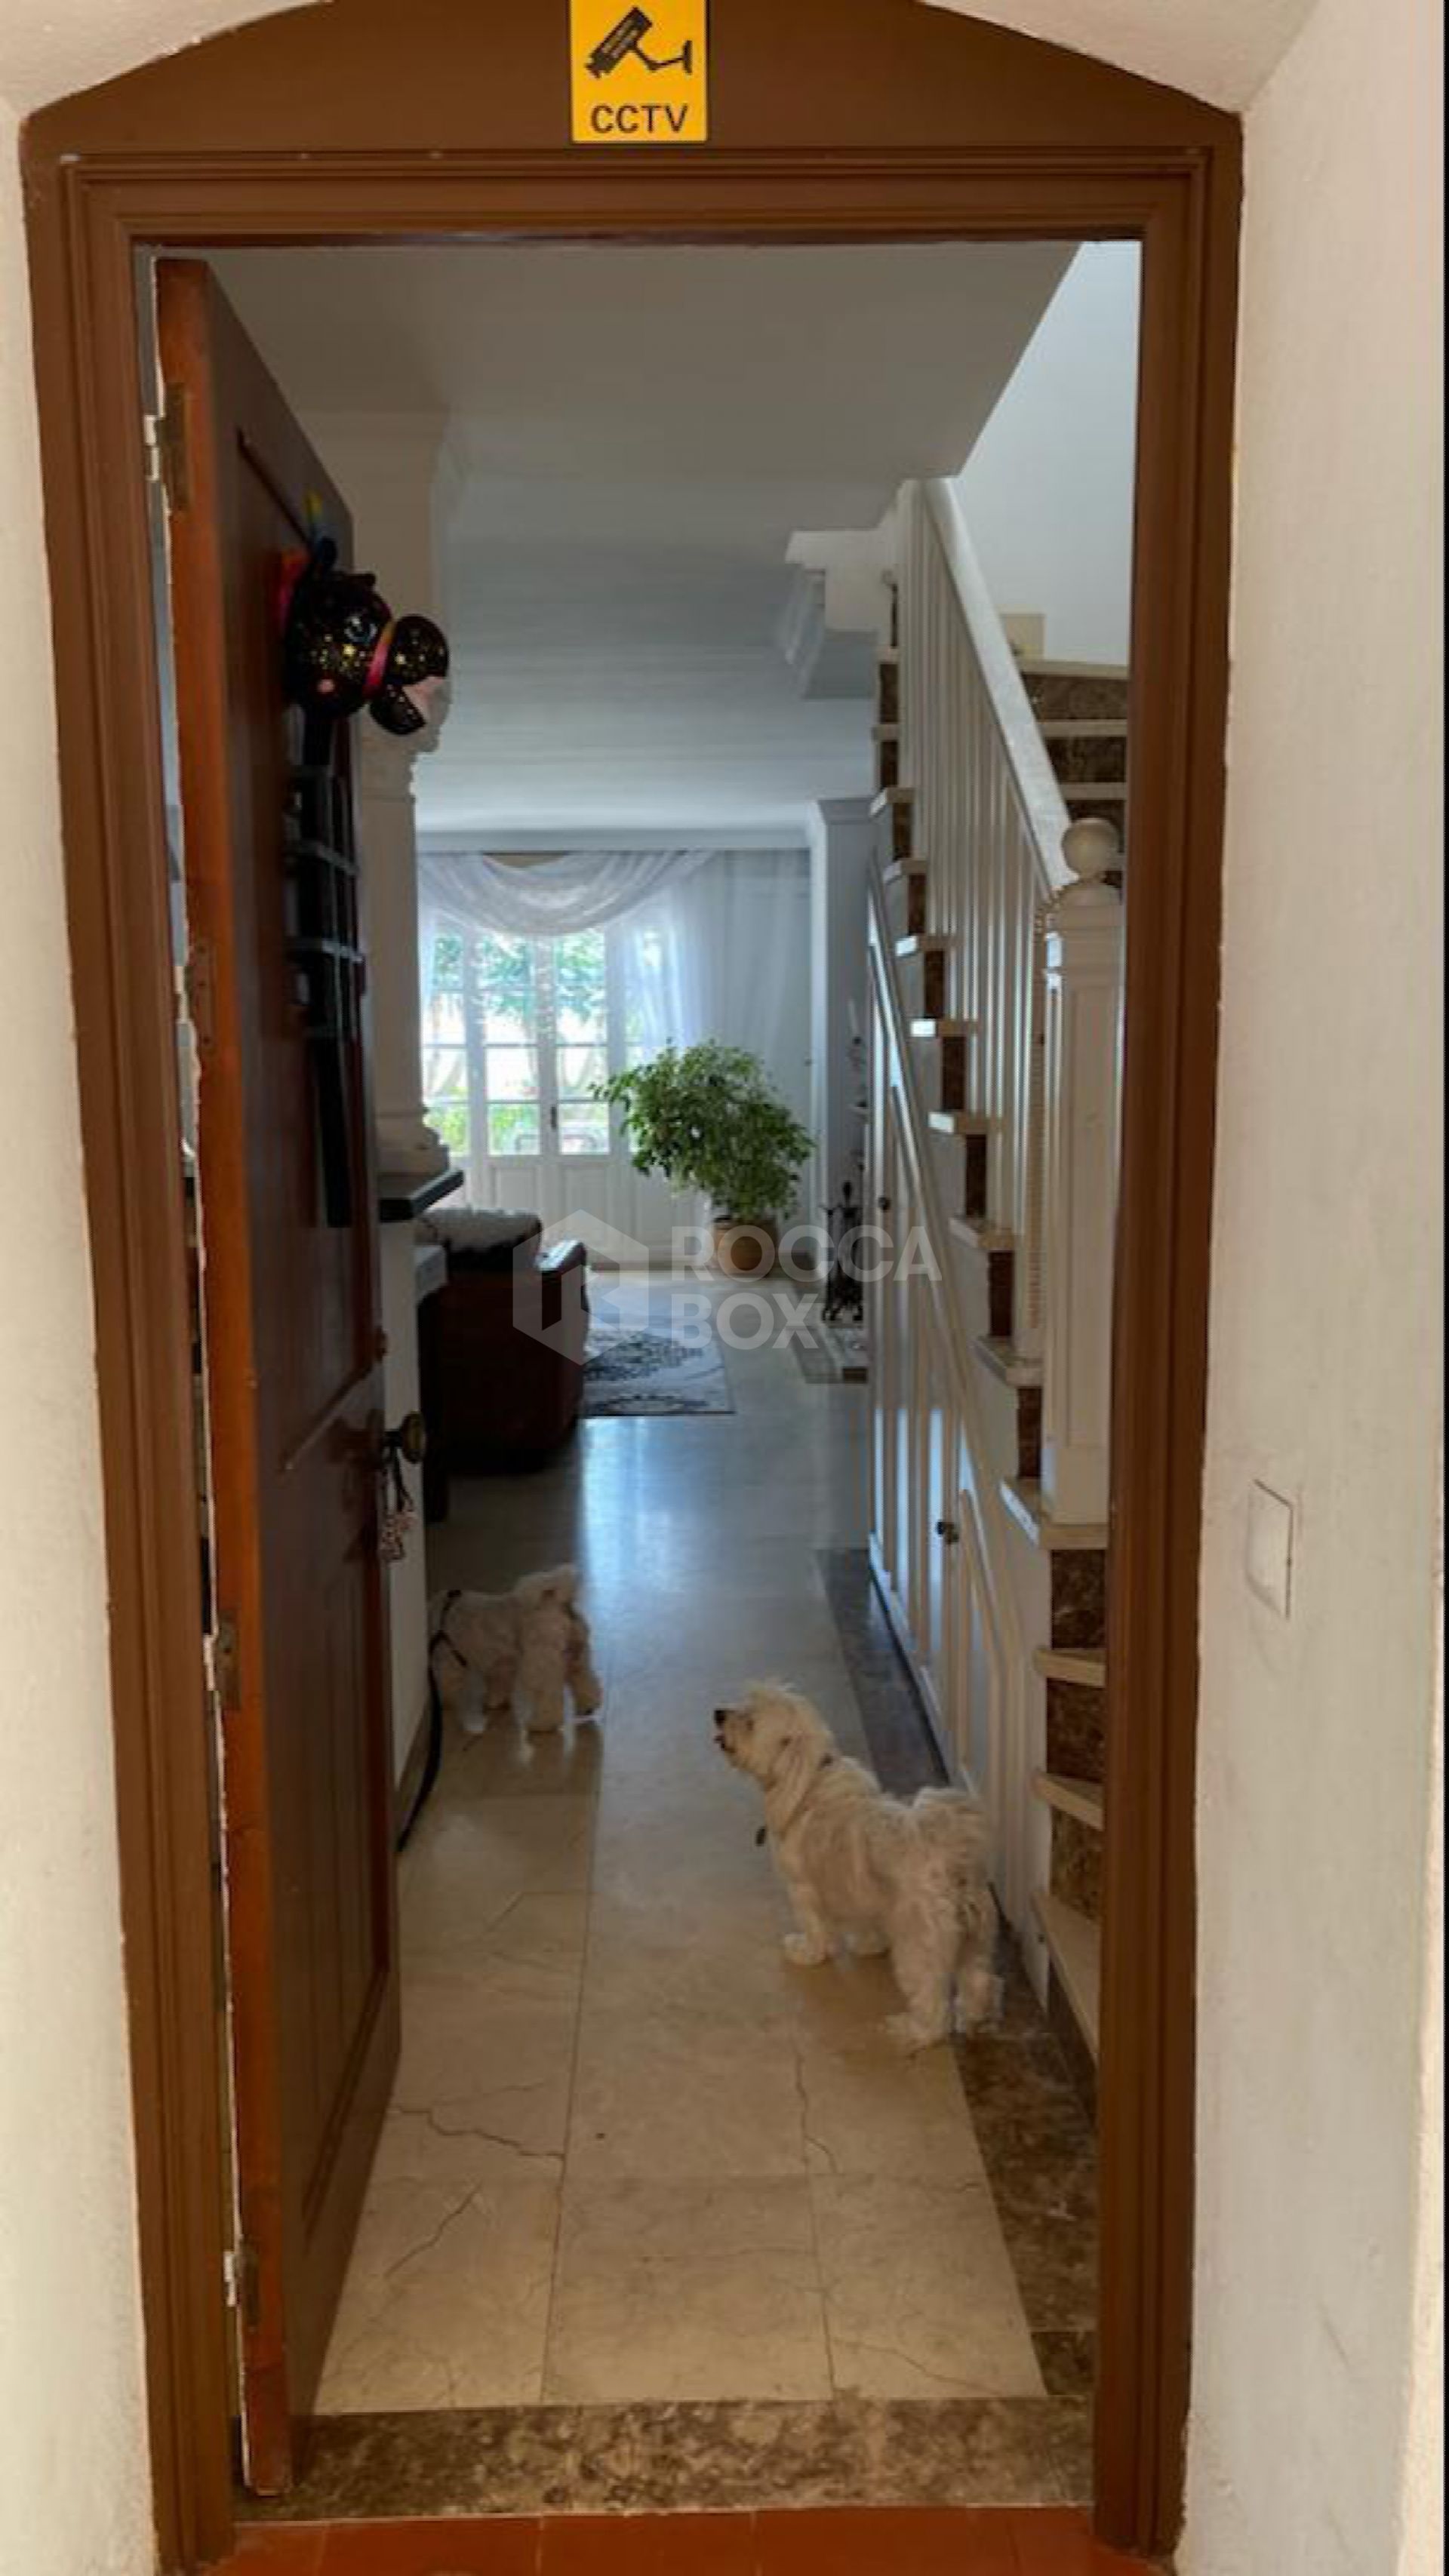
[866,939,1017,1871]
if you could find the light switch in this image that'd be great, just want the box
[1245,1480,1294,1618]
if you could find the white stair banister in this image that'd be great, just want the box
[909,481,1072,1361]
[1041,818,1124,1526]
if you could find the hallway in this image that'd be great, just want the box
[265,1281,1097,2524]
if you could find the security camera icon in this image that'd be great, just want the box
[587,6,694,78]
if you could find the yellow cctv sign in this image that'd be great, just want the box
[571,2,709,143]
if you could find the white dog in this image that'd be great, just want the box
[715,1681,999,2050]
[429,1567,602,1736]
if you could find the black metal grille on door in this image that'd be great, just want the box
[285,758,363,1227]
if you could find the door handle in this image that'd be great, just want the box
[877,1195,892,1214]
[936,1517,960,1544]
[378,1412,427,1471]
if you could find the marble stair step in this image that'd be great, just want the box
[1032,1889,1100,2061]
[1033,1646,1107,1688]
[876,650,899,727]
[1061,780,1128,807]
[974,1336,1041,1390]
[1040,719,1129,785]
[1032,1769,1105,1832]
[1018,659,1129,724]
[1001,1477,1109,1553]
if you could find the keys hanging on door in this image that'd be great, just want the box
[377,1412,427,1563]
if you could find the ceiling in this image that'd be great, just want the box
[2,0,1312,118]
[214,240,1074,838]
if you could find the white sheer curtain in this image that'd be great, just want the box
[416,844,812,1226]
[420,847,809,1104]
[619,850,813,1123]
[418,849,715,976]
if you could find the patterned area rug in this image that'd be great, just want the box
[583,1296,734,1417]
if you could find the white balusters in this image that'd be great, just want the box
[895,484,1126,1511]
[1041,819,1124,1526]
[896,484,1076,1329]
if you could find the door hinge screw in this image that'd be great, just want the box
[143,384,192,509]
[207,1613,241,1714]
[223,2240,260,2326]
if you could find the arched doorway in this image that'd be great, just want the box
[22,4,1238,2562]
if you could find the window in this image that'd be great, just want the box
[552,930,611,1157]
[472,930,541,1161]
[423,924,618,1190]
[421,930,471,1160]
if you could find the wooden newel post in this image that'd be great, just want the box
[1041,818,1124,1525]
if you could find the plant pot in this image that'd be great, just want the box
[712,1218,777,1278]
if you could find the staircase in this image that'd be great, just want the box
[866,482,1124,2076]
[1020,659,1129,883]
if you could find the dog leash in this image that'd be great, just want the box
[396,1588,463,1853]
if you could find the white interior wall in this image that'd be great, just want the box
[1183,0,1444,2568]
[954,243,1140,666]
[0,94,153,2576]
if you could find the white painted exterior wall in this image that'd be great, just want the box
[0,5,1439,2571]
[1183,0,1444,2568]
[0,96,154,2576]
[955,244,1140,667]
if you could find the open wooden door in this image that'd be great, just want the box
[157,259,399,2495]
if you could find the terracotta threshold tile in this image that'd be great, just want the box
[316,2518,541,2574]
[224,2507,1150,2576]
[1009,2511,1148,2573]
[226,2533,328,2574]
[540,2513,758,2572]
[755,2507,1022,2573]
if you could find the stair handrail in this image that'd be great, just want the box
[920,478,1073,901]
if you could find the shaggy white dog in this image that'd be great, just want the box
[429,1567,602,1736]
[715,1680,999,2050]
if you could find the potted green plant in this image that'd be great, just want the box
[595,1041,814,1277]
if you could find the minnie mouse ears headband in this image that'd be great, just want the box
[279,538,450,738]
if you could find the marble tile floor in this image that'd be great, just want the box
[242,2396,1090,2524]
[276,1281,1095,2519]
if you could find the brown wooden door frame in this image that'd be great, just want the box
[21,9,1238,2566]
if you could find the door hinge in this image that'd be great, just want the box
[207,1613,241,1715]
[223,2239,260,2328]
[184,936,216,1048]
[143,383,192,511]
